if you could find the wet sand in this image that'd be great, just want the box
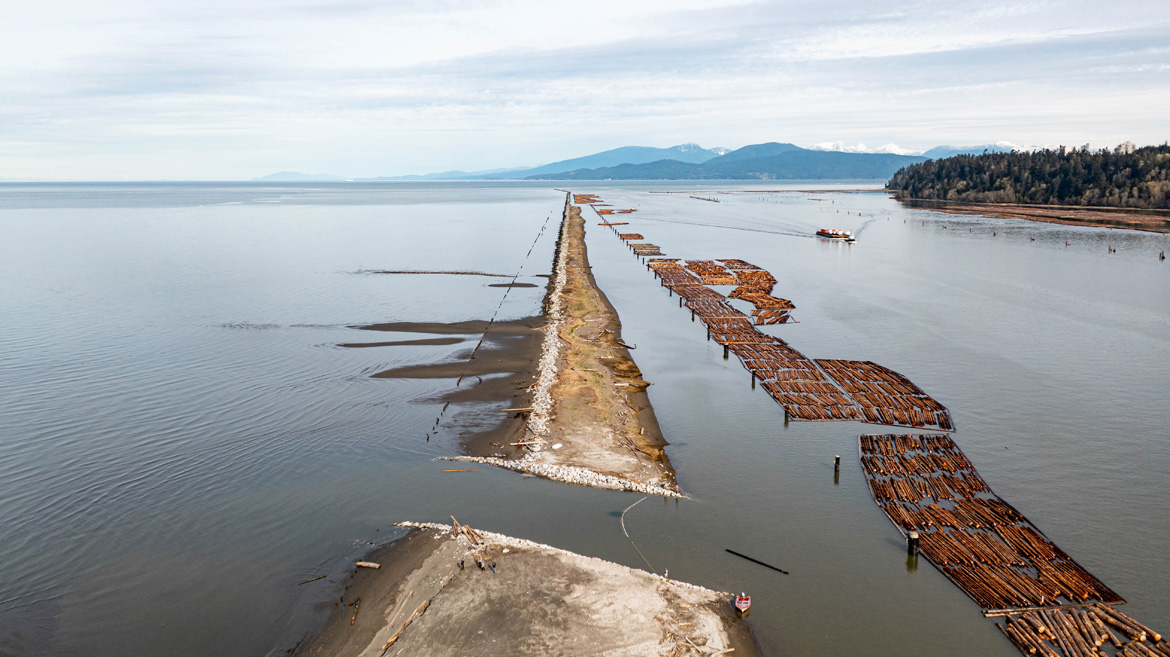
[338,337,464,348]
[899,199,1170,233]
[352,317,546,450]
[362,269,512,277]
[294,525,759,657]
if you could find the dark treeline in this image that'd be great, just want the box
[886,144,1170,209]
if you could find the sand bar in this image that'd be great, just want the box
[294,524,758,657]
[900,199,1170,233]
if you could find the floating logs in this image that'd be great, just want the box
[859,434,1124,613]
[819,359,954,431]
[628,243,664,256]
[751,309,793,325]
[684,260,739,285]
[587,193,953,431]
[997,606,1168,657]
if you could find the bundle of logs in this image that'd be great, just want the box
[684,260,740,285]
[751,309,793,325]
[860,434,1124,613]
[998,604,1168,657]
[573,194,602,204]
[628,243,665,256]
[619,233,644,240]
[819,359,955,431]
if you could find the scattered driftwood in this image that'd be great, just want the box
[296,574,326,585]
[349,597,361,625]
[440,469,478,473]
[450,516,485,546]
[499,407,535,413]
[380,599,431,654]
[725,549,789,575]
[356,561,381,569]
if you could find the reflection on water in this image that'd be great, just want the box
[0,182,1166,657]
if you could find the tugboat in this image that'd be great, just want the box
[816,228,856,242]
[734,592,751,618]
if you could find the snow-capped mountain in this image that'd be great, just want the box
[810,140,1022,158]
[810,141,921,156]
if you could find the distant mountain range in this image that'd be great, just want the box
[523,142,927,180]
[253,171,347,182]
[254,140,1021,182]
[501,143,727,178]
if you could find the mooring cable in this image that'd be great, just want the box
[620,496,656,575]
[426,211,554,441]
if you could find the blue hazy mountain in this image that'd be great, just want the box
[488,143,727,179]
[703,142,804,163]
[367,167,532,181]
[525,143,926,180]
[252,171,347,181]
[254,141,1010,182]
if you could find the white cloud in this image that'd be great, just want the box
[0,0,1168,179]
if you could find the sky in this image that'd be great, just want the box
[1,0,1168,180]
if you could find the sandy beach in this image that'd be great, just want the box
[294,525,758,657]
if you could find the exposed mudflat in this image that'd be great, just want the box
[338,337,465,348]
[901,199,1170,233]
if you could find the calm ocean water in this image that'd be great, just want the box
[1,181,1167,656]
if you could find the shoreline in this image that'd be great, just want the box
[447,194,681,496]
[897,198,1170,233]
[294,524,759,657]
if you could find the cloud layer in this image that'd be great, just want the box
[2,0,1168,179]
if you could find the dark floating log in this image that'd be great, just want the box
[725,549,789,575]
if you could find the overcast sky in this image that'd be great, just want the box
[2,0,1168,180]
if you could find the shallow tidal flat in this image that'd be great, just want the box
[1,182,1167,657]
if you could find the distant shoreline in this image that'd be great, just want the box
[898,198,1170,234]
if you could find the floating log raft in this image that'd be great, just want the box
[587,192,953,431]
[716,258,764,270]
[820,359,954,431]
[997,605,1168,657]
[859,434,1124,613]
[751,309,794,325]
[685,260,739,285]
[628,243,664,256]
[573,194,602,204]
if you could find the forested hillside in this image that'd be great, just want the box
[886,145,1170,209]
